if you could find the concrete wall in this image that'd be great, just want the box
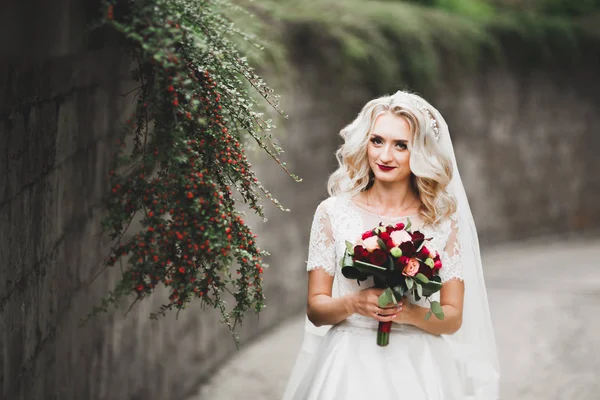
[0,1,244,399]
[1,1,599,399]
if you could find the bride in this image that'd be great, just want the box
[283,91,500,399]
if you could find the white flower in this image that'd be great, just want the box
[390,230,412,246]
[362,236,380,252]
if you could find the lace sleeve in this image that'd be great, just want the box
[306,200,336,276]
[439,215,464,283]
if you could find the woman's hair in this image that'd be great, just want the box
[327,91,457,226]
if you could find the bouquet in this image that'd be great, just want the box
[341,220,445,346]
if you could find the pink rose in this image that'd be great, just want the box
[390,230,412,246]
[362,236,380,252]
[434,260,443,270]
[402,258,420,277]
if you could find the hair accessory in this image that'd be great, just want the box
[421,107,440,140]
[393,91,441,141]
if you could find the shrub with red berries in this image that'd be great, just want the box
[82,0,299,341]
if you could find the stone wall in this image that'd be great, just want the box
[1,1,599,399]
[427,43,600,243]
[0,1,248,399]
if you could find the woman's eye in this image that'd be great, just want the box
[370,138,382,145]
[396,143,408,150]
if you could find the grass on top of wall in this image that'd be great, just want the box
[232,0,599,94]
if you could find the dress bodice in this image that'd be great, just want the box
[306,195,463,331]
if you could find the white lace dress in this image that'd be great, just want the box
[290,195,465,400]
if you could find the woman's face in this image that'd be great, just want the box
[367,112,413,184]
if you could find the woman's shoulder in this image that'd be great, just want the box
[315,194,351,212]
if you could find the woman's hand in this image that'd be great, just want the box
[351,287,403,323]
[393,296,417,325]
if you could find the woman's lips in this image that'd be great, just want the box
[377,164,396,171]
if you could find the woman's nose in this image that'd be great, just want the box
[379,146,393,162]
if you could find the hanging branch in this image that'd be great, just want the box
[80,0,297,344]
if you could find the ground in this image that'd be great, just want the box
[194,237,600,400]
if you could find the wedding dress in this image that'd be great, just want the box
[283,92,499,400]
[285,195,465,400]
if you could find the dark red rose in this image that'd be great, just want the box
[400,241,416,257]
[418,262,433,278]
[353,245,370,261]
[399,255,410,265]
[385,239,395,250]
[368,249,387,266]
[411,231,425,248]
[362,230,375,240]
[395,222,405,230]
[378,232,394,250]
[416,246,431,261]
[385,226,395,234]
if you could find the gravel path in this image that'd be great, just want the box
[193,237,600,400]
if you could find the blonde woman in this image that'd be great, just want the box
[283,91,499,399]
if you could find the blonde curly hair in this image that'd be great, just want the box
[327,91,457,226]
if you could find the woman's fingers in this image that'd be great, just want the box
[374,305,402,316]
[374,313,397,322]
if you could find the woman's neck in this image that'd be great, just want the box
[365,180,419,212]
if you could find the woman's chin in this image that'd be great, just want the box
[373,173,410,184]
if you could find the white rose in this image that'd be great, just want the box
[362,236,380,252]
[390,230,412,246]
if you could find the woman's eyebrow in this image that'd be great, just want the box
[370,133,408,143]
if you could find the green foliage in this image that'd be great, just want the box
[403,0,495,19]
[81,0,296,342]
[242,0,598,95]
[493,0,600,17]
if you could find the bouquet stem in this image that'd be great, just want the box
[377,321,392,346]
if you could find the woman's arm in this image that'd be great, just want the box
[307,269,399,327]
[394,216,466,335]
[394,279,464,335]
[305,199,399,327]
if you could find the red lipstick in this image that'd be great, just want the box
[377,164,396,171]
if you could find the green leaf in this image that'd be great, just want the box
[412,290,421,301]
[354,260,388,280]
[377,238,387,252]
[421,280,443,297]
[391,284,405,300]
[378,288,393,307]
[342,265,367,280]
[405,218,412,231]
[424,310,432,321]
[387,255,395,271]
[415,273,430,284]
[416,283,423,298]
[345,240,354,253]
[431,301,445,320]
[406,278,414,290]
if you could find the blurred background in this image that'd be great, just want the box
[1,0,600,399]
